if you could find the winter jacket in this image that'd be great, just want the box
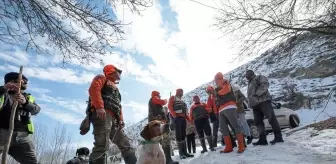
[215,80,237,112]
[188,103,211,121]
[247,75,272,108]
[168,96,188,119]
[186,121,196,135]
[148,91,167,122]
[88,75,123,121]
[232,87,247,113]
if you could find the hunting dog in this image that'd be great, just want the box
[137,120,170,164]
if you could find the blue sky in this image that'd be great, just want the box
[0,0,255,148]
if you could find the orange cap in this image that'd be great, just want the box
[206,85,215,93]
[151,91,160,97]
[103,64,122,75]
[215,72,224,79]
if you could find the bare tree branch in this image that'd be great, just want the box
[0,0,153,65]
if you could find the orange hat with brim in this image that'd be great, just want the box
[103,64,122,75]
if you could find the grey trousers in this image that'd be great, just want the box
[0,129,38,164]
[218,108,242,136]
[237,113,251,137]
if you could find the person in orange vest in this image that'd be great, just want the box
[206,86,219,148]
[88,64,137,164]
[189,95,215,153]
[148,91,178,164]
[211,72,246,153]
[168,89,194,159]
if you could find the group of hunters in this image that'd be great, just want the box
[0,64,284,164]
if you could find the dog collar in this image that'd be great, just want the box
[140,140,159,145]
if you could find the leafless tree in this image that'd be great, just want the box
[211,0,336,56]
[0,0,152,65]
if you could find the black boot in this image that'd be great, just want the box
[89,153,106,164]
[200,139,208,153]
[123,153,137,164]
[247,136,253,145]
[207,136,215,151]
[253,135,268,146]
[270,133,284,145]
[163,146,179,164]
[213,136,218,148]
[230,132,237,148]
[178,142,187,159]
[182,141,194,158]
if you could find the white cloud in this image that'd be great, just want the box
[0,51,30,66]
[39,104,83,125]
[112,0,257,91]
[0,64,95,84]
[122,101,148,122]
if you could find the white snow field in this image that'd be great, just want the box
[170,130,336,164]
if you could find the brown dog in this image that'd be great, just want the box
[137,120,170,164]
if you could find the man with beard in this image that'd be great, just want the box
[168,89,194,159]
[0,72,41,163]
[88,65,137,164]
[245,70,284,145]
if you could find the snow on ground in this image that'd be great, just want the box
[171,133,336,164]
[295,102,336,126]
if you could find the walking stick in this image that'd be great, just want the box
[1,66,23,164]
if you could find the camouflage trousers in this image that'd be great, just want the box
[160,133,171,147]
[89,113,135,161]
[0,129,38,164]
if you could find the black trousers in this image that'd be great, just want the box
[194,117,212,139]
[186,133,196,153]
[175,117,187,141]
[253,100,282,138]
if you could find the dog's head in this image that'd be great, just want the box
[140,120,170,141]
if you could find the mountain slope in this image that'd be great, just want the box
[126,33,336,145]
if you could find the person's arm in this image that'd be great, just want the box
[22,94,41,115]
[168,96,176,117]
[0,86,6,109]
[255,75,270,96]
[152,96,167,105]
[217,81,232,96]
[203,103,212,113]
[88,75,105,111]
[189,105,195,121]
[237,89,247,102]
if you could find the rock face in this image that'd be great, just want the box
[182,33,336,110]
[126,33,336,145]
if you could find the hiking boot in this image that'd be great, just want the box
[246,136,253,145]
[182,141,194,157]
[220,136,233,153]
[269,138,284,145]
[200,139,208,154]
[178,142,187,159]
[206,136,215,151]
[163,146,179,164]
[213,136,218,148]
[236,134,246,153]
[252,135,268,146]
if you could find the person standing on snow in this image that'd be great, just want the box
[245,70,284,145]
[148,91,179,164]
[212,72,245,154]
[168,89,194,159]
[185,119,196,154]
[0,72,41,163]
[232,86,253,145]
[189,95,215,153]
[88,65,137,164]
[206,86,219,148]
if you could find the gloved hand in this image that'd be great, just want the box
[96,108,106,121]
[14,93,26,104]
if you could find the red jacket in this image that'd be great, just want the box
[189,103,211,121]
[207,94,218,114]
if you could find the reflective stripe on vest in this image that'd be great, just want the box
[27,119,34,134]
[27,95,35,104]
[0,95,4,110]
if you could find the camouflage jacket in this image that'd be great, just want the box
[233,88,247,113]
[186,121,196,135]
[247,75,272,108]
